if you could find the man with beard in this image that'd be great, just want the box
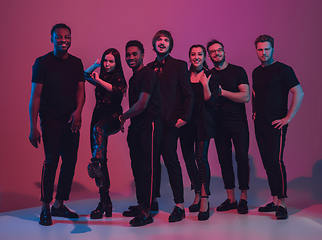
[120,40,162,226]
[207,39,250,214]
[146,30,194,222]
[252,35,304,219]
[29,23,85,226]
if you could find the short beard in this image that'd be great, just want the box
[211,54,225,67]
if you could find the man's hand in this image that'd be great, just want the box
[272,117,290,129]
[29,128,41,148]
[175,119,186,128]
[69,110,82,133]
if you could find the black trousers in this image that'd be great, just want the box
[214,125,250,190]
[40,117,79,203]
[180,123,211,196]
[254,119,288,199]
[90,106,120,200]
[127,119,162,209]
[155,125,184,204]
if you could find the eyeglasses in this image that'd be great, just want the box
[209,48,224,55]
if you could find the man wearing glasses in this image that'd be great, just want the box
[207,39,250,214]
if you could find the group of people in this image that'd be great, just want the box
[29,23,304,227]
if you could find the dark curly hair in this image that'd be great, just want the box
[51,23,71,36]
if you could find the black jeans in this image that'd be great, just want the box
[180,124,211,196]
[127,119,162,209]
[214,125,250,190]
[40,117,79,203]
[90,106,120,200]
[255,119,288,199]
[155,125,184,204]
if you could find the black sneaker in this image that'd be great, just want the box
[237,199,248,214]
[129,212,153,227]
[216,199,238,211]
[168,206,185,222]
[258,202,277,212]
[39,207,52,226]
[275,206,288,220]
[51,205,79,218]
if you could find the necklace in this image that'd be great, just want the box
[192,69,204,77]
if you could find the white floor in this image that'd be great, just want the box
[2,161,322,240]
[1,196,322,240]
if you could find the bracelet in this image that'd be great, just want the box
[119,115,125,123]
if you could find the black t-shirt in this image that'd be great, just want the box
[128,66,161,126]
[32,52,85,121]
[211,64,249,129]
[252,61,300,123]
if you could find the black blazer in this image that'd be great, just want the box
[147,56,194,127]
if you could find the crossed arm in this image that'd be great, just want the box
[220,83,250,103]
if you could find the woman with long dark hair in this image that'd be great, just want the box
[180,44,219,220]
[84,48,127,219]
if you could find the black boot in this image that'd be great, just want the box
[90,201,112,219]
[88,158,103,188]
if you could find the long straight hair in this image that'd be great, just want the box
[99,48,125,80]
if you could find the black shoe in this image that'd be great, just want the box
[275,206,288,220]
[258,202,277,212]
[123,206,141,217]
[216,199,238,211]
[51,205,79,218]
[237,199,248,214]
[88,160,103,188]
[39,207,52,226]
[168,206,185,222]
[151,201,159,212]
[87,161,102,179]
[90,201,112,219]
[198,197,209,221]
[129,212,153,227]
[189,200,200,212]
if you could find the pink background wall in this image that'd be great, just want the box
[0,0,321,212]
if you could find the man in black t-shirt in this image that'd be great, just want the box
[252,35,304,220]
[29,23,85,226]
[119,40,162,227]
[207,39,250,214]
